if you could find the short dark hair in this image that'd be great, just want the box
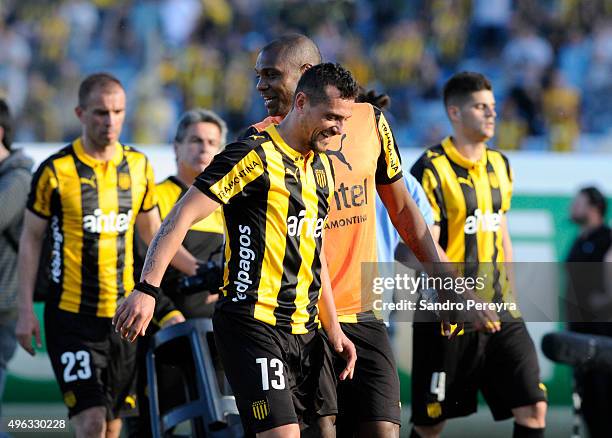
[443,71,492,107]
[579,186,607,217]
[0,98,13,150]
[78,73,123,108]
[294,63,358,106]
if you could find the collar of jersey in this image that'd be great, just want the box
[441,136,487,169]
[264,124,313,163]
[73,137,124,167]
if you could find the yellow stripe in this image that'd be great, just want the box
[141,158,157,211]
[222,210,231,296]
[158,310,183,327]
[156,179,181,219]
[431,157,466,262]
[254,142,289,326]
[291,157,319,334]
[96,165,119,317]
[208,149,264,204]
[55,155,82,313]
[377,112,401,179]
[32,166,57,217]
[421,168,441,223]
[338,314,358,323]
[124,152,149,299]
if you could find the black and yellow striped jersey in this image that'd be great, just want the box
[27,138,157,318]
[155,176,224,318]
[194,125,335,334]
[411,136,516,309]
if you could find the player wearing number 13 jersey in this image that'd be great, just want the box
[249,35,443,438]
[113,63,359,437]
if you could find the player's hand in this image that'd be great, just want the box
[16,308,42,356]
[327,326,357,380]
[463,291,500,334]
[441,320,464,339]
[161,312,186,328]
[113,290,156,342]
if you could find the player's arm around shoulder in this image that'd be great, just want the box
[114,187,221,342]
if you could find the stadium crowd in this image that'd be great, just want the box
[1,0,611,151]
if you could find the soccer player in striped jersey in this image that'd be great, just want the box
[114,63,358,438]
[245,35,471,438]
[410,72,547,438]
[15,73,198,438]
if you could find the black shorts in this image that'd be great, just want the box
[44,306,137,419]
[213,310,333,434]
[411,319,547,425]
[333,320,401,431]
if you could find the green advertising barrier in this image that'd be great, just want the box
[7,145,610,406]
[4,194,591,405]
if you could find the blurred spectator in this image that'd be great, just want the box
[0,0,609,147]
[0,16,31,114]
[495,96,528,150]
[541,69,581,151]
[503,23,553,89]
[467,0,511,56]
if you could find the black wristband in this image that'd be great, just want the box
[135,281,161,301]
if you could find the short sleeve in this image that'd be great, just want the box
[27,162,58,219]
[193,141,265,204]
[140,158,158,212]
[410,154,444,225]
[374,107,403,185]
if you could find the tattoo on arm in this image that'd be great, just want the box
[141,208,179,279]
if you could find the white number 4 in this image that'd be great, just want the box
[256,357,285,390]
[61,351,92,383]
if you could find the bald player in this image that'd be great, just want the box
[245,35,495,438]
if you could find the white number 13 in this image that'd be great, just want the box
[256,357,285,390]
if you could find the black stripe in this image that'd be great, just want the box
[486,158,502,212]
[486,156,503,302]
[306,155,327,330]
[116,151,132,298]
[221,147,267,306]
[48,178,64,306]
[274,148,301,330]
[447,160,479,267]
[73,154,100,314]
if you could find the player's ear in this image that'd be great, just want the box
[299,63,313,75]
[446,104,461,124]
[294,91,308,113]
[75,106,83,120]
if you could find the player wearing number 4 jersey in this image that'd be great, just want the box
[410,72,547,438]
[114,63,358,438]
[16,73,198,438]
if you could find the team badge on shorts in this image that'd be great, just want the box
[63,391,77,408]
[118,172,131,191]
[426,402,442,419]
[315,169,327,188]
[252,399,270,420]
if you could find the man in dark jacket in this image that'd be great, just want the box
[0,98,33,415]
